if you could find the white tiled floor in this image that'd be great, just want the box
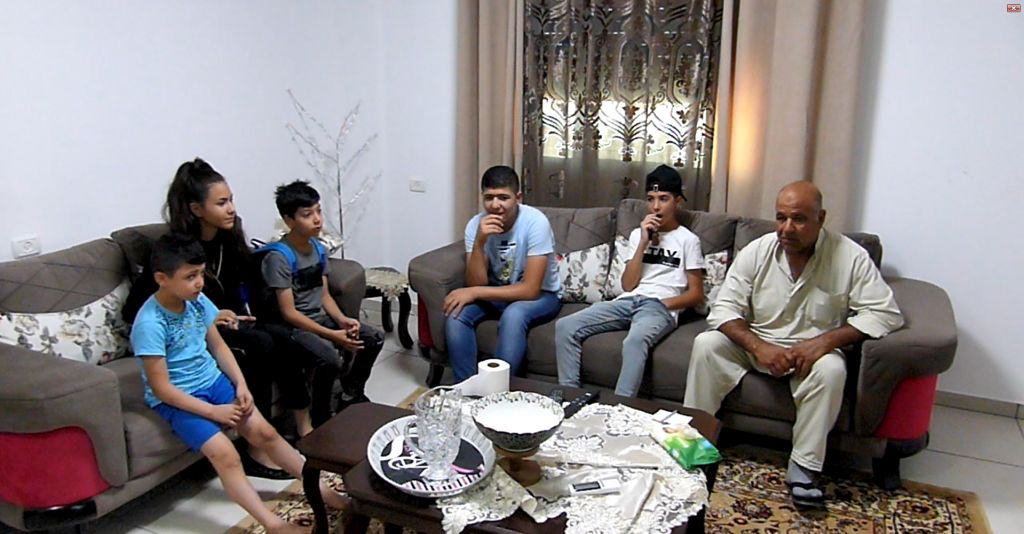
[5,305,1022,533]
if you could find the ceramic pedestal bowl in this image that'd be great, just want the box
[471,391,565,486]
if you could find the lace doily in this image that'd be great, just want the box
[439,467,538,533]
[365,267,409,299]
[438,403,709,534]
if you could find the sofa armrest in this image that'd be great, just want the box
[327,258,366,319]
[855,277,957,435]
[0,344,129,487]
[408,241,466,354]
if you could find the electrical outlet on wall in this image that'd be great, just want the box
[12,235,41,258]
[409,178,427,193]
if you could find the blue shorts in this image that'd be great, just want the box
[153,373,237,451]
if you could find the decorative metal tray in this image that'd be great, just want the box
[366,415,496,498]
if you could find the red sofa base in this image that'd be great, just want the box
[0,427,110,509]
[873,375,938,441]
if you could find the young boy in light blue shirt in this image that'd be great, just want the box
[131,234,347,534]
[443,165,562,381]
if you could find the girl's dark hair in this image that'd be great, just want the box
[164,158,250,261]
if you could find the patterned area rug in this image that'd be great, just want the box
[229,392,991,533]
[228,454,990,534]
[706,446,990,533]
[226,473,350,534]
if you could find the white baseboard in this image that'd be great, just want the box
[935,390,1023,419]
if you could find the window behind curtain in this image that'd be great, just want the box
[523,0,723,209]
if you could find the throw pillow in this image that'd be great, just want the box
[0,280,131,365]
[696,251,729,315]
[557,243,612,304]
[603,235,632,300]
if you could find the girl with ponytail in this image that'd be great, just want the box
[124,158,309,479]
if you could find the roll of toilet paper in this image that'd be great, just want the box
[456,358,510,397]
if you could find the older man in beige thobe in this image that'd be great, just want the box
[684,182,904,507]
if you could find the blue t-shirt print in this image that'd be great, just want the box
[131,293,223,407]
[464,204,561,293]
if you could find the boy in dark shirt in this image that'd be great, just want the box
[261,181,383,427]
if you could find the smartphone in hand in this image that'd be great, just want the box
[648,214,663,245]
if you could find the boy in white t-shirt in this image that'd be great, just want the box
[555,165,704,397]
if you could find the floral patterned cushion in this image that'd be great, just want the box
[604,235,633,300]
[0,280,131,365]
[695,251,729,315]
[557,243,612,304]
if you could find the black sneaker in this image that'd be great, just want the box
[335,392,371,413]
[241,453,293,480]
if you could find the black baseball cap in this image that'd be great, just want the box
[645,164,686,200]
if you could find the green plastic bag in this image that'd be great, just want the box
[651,423,721,470]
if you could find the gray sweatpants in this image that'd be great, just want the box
[683,330,846,471]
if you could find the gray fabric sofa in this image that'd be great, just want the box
[0,223,365,531]
[408,199,957,486]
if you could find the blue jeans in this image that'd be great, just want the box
[555,296,676,397]
[446,291,562,381]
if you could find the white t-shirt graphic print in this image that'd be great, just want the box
[618,226,703,317]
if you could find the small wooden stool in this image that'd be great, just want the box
[364,267,413,349]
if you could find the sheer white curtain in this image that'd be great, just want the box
[711,0,867,230]
[522,0,721,210]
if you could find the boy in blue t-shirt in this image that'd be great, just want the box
[131,234,347,534]
[444,165,563,381]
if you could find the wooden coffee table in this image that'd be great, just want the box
[297,377,720,534]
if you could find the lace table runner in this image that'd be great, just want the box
[438,403,709,533]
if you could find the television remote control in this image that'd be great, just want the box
[563,390,600,419]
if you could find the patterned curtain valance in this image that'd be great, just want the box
[523,0,721,209]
